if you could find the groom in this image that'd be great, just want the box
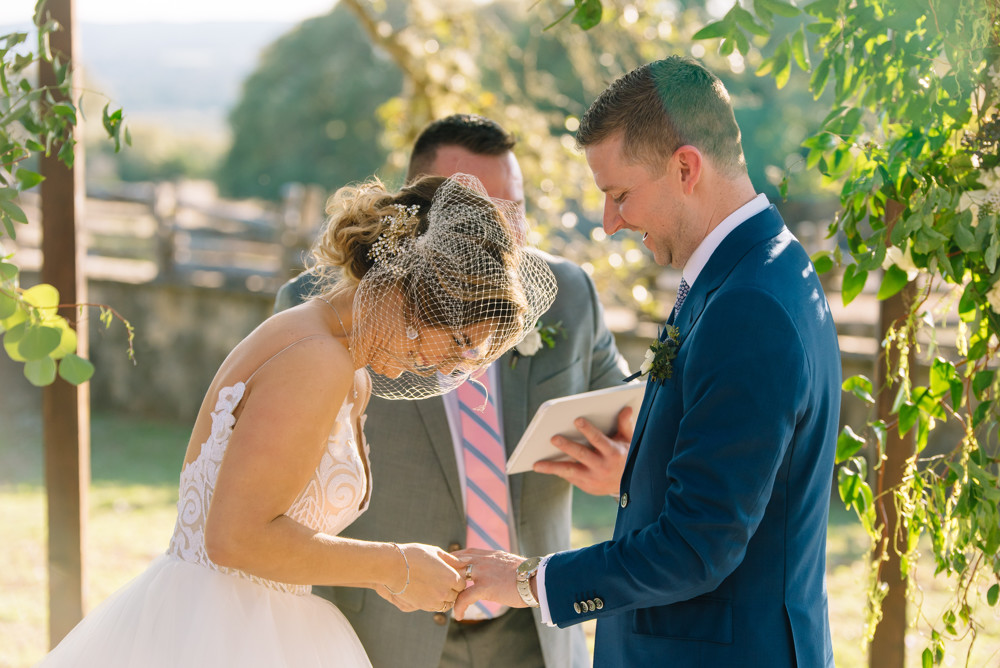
[455,57,841,667]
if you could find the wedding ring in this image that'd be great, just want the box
[465,564,473,580]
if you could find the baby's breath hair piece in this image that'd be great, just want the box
[367,204,422,264]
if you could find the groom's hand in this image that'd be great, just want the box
[533,406,634,496]
[451,549,527,620]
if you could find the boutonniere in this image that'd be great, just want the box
[511,320,564,368]
[625,325,681,383]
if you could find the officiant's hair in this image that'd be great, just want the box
[576,56,747,178]
[407,114,516,183]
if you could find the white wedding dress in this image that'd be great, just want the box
[37,365,374,667]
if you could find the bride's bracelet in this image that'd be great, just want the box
[383,543,410,596]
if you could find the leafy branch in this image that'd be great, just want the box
[1,0,132,386]
[547,0,1000,663]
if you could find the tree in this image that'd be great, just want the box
[223,0,835,324]
[215,4,404,200]
[551,0,1000,664]
[1,1,129,387]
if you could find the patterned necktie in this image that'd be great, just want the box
[457,375,510,619]
[673,278,690,319]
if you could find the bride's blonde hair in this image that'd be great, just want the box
[307,174,557,400]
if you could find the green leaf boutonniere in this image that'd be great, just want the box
[511,320,564,368]
[627,325,681,383]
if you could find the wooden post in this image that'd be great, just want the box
[869,200,913,668]
[38,0,91,647]
[152,182,177,281]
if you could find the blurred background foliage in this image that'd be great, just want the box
[82,0,839,323]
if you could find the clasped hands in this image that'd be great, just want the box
[379,408,633,615]
[374,544,529,619]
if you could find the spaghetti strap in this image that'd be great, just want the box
[245,335,333,385]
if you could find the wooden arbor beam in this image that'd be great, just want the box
[869,200,914,668]
[37,0,91,646]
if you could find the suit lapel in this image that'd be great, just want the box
[414,397,465,514]
[499,350,531,511]
[676,206,786,334]
[624,207,786,481]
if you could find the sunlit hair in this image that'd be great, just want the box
[308,174,556,400]
[576,56,747,178]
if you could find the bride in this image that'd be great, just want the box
[36,174,556,667]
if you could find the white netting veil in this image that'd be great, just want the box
[320,173,556,400]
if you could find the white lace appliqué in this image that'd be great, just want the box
[166,377,370,595]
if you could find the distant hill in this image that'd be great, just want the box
[81,22,298,131]
[0,21,303,133]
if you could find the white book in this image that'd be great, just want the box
[506,382,647,474]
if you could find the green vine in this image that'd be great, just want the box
[1,0,132,386]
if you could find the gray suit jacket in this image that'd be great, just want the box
[275,250,628,668]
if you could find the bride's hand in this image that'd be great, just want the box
[377,543,464,613]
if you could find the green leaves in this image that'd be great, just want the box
[545,0,603,31]
[722,0,1000,657]
[571,0,602,30]
[840,264,867,305]
[838,456,875,534]
[843,374,875,404]
[1,263,95,386]
[58,352,94,384]
[836,425,865,463]
[101,103,130,152]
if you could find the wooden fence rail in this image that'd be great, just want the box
[10,180,330,292]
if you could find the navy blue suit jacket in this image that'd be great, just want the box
[544,207,840,667]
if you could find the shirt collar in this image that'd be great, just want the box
[682,193,769,288]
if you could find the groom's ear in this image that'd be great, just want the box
[672,145,703,195]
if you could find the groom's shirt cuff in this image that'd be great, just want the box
[536,554,555,626]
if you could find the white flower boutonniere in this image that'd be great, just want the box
[511,320,564,368]
[625,325,681,383]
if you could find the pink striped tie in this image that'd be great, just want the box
[458,375,510,619]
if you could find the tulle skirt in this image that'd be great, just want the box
[36,554,372,667]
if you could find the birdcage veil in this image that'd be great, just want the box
[348,173,556,400]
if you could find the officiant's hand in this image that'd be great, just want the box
[533,406,634,496]
[376,543,465,614]
[451,549,527,620]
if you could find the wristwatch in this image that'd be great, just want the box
[516,556,542,608]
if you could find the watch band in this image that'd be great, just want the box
[516,556,541,608]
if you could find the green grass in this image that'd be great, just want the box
[0,407,188,668]
[2,408,998,667]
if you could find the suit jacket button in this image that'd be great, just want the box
[587,600,596,612]
[433,613,448,626]
[573,602,582,614]
[594,598,604,609]
[620,493,629,508]
[448,542,462,552]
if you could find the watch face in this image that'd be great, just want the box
[517,556,541,579]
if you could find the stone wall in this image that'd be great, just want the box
[85,279,274,422]
[5,275,968,461]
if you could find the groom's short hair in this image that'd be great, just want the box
[576,56,747,178]
[407,114,517,182]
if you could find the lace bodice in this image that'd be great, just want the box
[166,369,371,595]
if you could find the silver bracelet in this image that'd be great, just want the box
[383,543,410,596]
